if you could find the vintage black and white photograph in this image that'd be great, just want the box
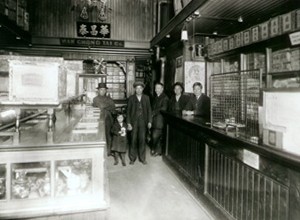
[0,0,300,219]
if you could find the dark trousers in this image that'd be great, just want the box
[113,152,126,163]
[129,117,146,162]
[105,122,112,156]
[151,128,163,155]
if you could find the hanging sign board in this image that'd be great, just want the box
[77,22,111,38]
[289,31,300,45]
[60,38,125,48]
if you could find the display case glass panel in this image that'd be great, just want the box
[0,165,6,201]
[11,162,50,200]
[55,159,92,197]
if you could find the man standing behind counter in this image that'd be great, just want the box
[127,82,152,165]
[93,83,116,156]
[151,82,169,156]
[183,82,210,120]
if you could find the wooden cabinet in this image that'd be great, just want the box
[0,144,107,219]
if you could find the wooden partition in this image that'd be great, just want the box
[162,112,300,220]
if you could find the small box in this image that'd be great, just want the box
[234,32,242,48]
[260,22,269,40]
[270,16,281,37]
[243,30,251,45]
[251,26,259,42]
[263,129,283,149]
[281,12,294,33]
[217,40,223,53]
[223,38,228,51]
[229,37,234,50]
[296,9,300,30]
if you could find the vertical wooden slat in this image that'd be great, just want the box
[205,146,290,220]
[219,153,224,207]
[279,187,289,220]
[231,160,236,217]
[29,0,154,41]
[272,183,279,220]
[254,173,260,220]
[265,179,272,220]
[242,167,247,220]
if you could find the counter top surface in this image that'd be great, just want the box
[0,106,106,150]
[162,111,300,171]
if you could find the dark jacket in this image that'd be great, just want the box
[127,94,152,127]
[111,121,128,153]
[92,95,116,120]
[168,94,190,115]
[184,93,211,120]
[152,93,169,129]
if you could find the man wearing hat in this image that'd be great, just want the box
[127,81,152,165]
[93,82,116,156]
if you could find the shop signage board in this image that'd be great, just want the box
[77,22,111,38]
[60,38,125,48]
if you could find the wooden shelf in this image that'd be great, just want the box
[79,74,106,77]
[269,70,300,77]
[0,14,31,44]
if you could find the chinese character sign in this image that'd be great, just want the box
[77,22,111,38]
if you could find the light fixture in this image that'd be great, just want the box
[166,34,171,38]
[16,36,21,40]
[181,22,188,41]
[238,16,243,23]
[212,31,218,35]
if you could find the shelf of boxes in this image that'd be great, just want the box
[106,63,126,100]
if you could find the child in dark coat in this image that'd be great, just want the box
[111,114,128,166]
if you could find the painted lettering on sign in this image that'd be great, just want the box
[60,38,125,48]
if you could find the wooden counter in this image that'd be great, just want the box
[162,111,300,220]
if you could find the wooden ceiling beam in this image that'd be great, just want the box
[150,0,209,47]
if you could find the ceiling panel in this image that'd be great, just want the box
[192,0,300,36]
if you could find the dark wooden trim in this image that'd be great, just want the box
[0,14,31,43]
[162,111,300,171]
[163,155,231,220]
[1,45,151,58]
[150,0,210,47]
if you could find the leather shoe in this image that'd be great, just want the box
[114,161,118,165]
[141,161,147,165]
[129,161,134,165]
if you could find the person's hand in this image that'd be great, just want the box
[128,124,133,131]
[148,123,152,129]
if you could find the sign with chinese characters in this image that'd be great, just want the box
[60,38,124,48]
[77,22,111,38]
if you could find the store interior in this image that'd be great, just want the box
[0,0,300,219]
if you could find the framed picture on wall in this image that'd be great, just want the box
[174,56,183,83]
[184,61,205,93]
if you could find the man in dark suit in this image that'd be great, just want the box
[92,83,116,156]
[168,82,190,116]
[151,82,169,156]
[127,82,152,165]
[183,82,210,120]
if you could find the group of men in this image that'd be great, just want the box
[92,80,210,165]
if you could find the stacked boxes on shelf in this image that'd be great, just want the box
[291,47,300,71]
[246,53,266,73]
[271,48,300,72]
[106,62,126,100]
[223,57,239,73]
[207,9,300,57]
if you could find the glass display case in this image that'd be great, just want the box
[0,144,108,219]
